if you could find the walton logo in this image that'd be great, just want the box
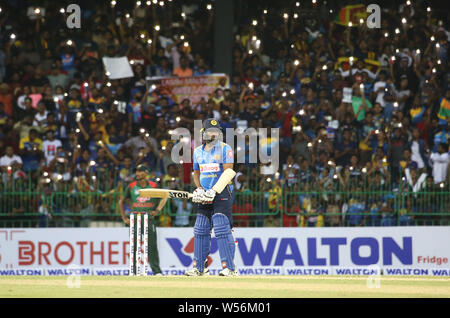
[166,237,218,267]
[167,236,413,267]
[169,192,189,199]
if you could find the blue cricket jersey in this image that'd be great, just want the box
[193,142,234,192]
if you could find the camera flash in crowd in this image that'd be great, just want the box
[248,49,253,55]
[66,39,73,46]
[154,25,160,31]
[393,102,399,108]
[136,0,141,6]
[296,2,300,7]
[180,35,185,40]
[427,7,431,12]
[89,160,96,166]
[440,183,444,188]
[382,158,387,163]
[362,167,367,173]
[282,91,287,97]
[183,41,189,47]
[10,33,16,40]
[415,49,420,54]
[83,82,89,87]
[97,140,103,145]
[181,12,186,18]
[318,139,322,144]
[432,68,436,73]
[98,108,104,114]
[266,177,272,183]
[111,0,116,7]
[159,1,164,6]
[106,71,111,76]
[290,89,295,95]
[322,65,327,71]
[147,39,152,45]
[435,43,440,49]
[176,116,181,122]
[60,8,65,13]
[437,59,441,65]
[384,32,389,38]
[146,0,151,5]
[307,142,312,148]
[106,82,112,87]
[395,28,400,34]
[125,13,130,19]
[248,82,254,90]
[430,35,435,41]
[263,9,267,14]
[92,176,96,181]
[328,160,334,166]
[401,18,407,24]
[283,13,289,20]
[34,8,40,14]
[140,128,146,134]
[348,21,352,27]
[349,56,354,64]
[207,4,212,10]
[312,0,317,4]
[359,18,364,24]
[333,174,338,180]
[375,129,380,134]
[53,97,59,102]
[294,13,298,19]
[75,128,80,133]
[140,33,145,39]
[145,133,150,138]
[252,20,257,26]
[294,59,300,66]
[406,0,411,5]
[299,109,305,115]
[252,35,257,41]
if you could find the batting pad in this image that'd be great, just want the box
[193,214,211,272]
[212,213,236,271]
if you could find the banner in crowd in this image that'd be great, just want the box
[334,4,367,27]
[0,227,449,276]
[146,74,229,104]
[102,57,134,79]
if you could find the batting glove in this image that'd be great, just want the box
[192,188,205,203]
[202,189,216,204]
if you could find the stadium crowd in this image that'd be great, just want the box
[0,1,449,228]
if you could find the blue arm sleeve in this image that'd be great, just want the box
[223,144,234,164]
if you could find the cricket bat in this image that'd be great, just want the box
[139,188,193,199]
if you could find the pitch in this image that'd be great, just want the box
[0,276,449,298]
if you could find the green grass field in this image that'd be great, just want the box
[0,276,449,298]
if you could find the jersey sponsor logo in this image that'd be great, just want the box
[132,202,154,208]
[137,196,149,203]
[200,163,220,173]
[227,150,233,158]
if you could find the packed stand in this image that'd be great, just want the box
[0,1,448,228]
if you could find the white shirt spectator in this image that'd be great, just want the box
[373,80,386,107]
[411,141,425,169]
[0,154,23,167]
[42,138,62,164]
[430,152,450,184]
[34,111,48,127]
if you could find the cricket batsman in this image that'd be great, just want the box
[119,164,166,276]
[185,119,237,277]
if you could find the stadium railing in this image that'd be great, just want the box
[0,168,449,228]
